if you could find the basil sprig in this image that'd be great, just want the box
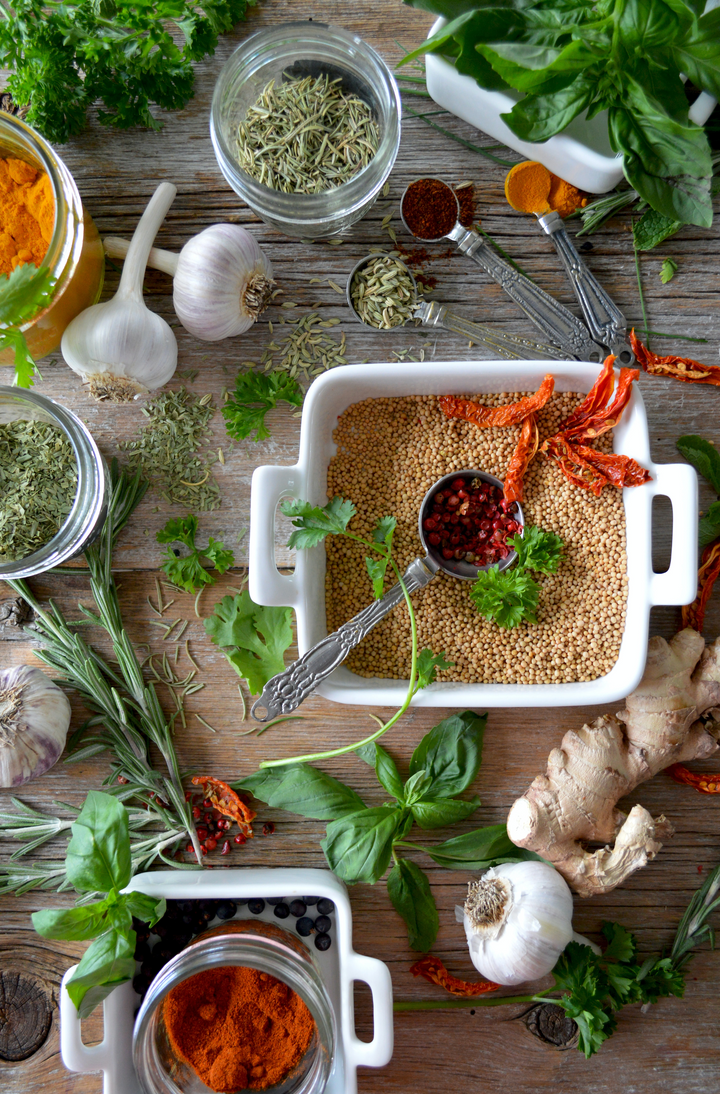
[32,791,165,1017]
[240,711,539,951]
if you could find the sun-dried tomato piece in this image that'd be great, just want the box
[681,540,720,633]
[558,354,616,433]
[666,763,720,794]
[410,955,499,997]
[572,446,652,488]
[191,776,256,833]
[439,375,554,429]
[563,368,640,443]
[630,330,720,387]
[504,413,539,503]
[542,434,610,496]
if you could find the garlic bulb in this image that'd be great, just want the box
[0,665,71,786]
[62,183,178,402]
[103,223,275,341]
[456,860,574,986]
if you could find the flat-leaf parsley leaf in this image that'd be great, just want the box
[223,370,303,442]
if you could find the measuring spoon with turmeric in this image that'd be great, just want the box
[505,162,634,365]
[400,177,605,363]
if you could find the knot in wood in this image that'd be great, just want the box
[525,1003,578,1049]
[0,971,52,1061]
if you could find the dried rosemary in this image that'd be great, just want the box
[0,419,77,560]
[350,255,418,329]
[120,388,220,511]
[236,74,380,194]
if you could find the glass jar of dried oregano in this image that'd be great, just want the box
[0,386,107,578]
[210,22,401,239]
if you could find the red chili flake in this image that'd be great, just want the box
[667,763,720,794]
[410,955,500,997]
[439,375,555,429]
[682,540,720,633]
[262,822,275,836]
[192,776,256,835]
[503,413,539,504]
[630,330,720,387]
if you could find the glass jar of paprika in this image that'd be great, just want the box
[0,111,105,367]
[133,919,336,1094]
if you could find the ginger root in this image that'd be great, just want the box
[507,628,720,897]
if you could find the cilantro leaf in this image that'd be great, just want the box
[281,496,356,549]
[509,525,564,574]
[470,566,540,628]
[415,648,453,690]
[222,370,303,442]
[660,257,678,284]
[156,515,234,594]
[204,591,294,694]
[365,515,397,597]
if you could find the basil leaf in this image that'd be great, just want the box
[357,742,405,802]
[123,892,166,928]
[677,435,720,494]
[409,711,486,798]
[387,859,439,952]
[673,9,720,101]
[503,75,594,141]
[622,147,712,228]
[239,764,366,820]
[32,901,112,941]
[699,501,720,550]
[321,805,403,883]
[411,796,480,830]
[66,791,131,894]
[423,823,542,870]
[403,770,433,806]
[65,929,136,1018]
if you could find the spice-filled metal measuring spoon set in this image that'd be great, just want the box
[389,176,636,365]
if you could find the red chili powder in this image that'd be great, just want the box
[163,965,316,1093]
[402,178,458,239]
[455,183,476,228]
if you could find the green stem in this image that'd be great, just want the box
[403,107,520,167]
[633,236,650,351]
[393,994,537,1011]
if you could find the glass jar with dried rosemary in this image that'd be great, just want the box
[0,386,107,577]
[211,23,401,239]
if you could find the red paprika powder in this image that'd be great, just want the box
[401,178,458,239]
[163,965,316,1093]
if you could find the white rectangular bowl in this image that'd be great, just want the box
[249,361,697,708]
[424,17,717,193]
[59,867,393,1094]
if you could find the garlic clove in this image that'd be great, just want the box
[0,665,71,786]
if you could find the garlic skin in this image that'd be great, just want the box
[62,183,178,402]
[456,860,574,986]
[0,666,71,786]
[103,224,275,342]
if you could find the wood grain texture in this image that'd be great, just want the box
[2,0,720,1089]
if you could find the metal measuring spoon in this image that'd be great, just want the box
[346,255,567,361]
[250,470,524,722]
[399,177,606,363]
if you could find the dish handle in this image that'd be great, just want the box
[249,463,303,607]
[340,950,394,1086]
[648,462,698,607]
[60,969,141,1093]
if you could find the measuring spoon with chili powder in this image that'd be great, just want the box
[251,471,524,722]
[399,177,605,363]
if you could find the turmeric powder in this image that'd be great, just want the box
[505,160,587,218]
[0,157,55,277]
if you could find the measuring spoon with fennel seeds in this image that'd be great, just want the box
[400,177,606,363]
[250,470,524,722]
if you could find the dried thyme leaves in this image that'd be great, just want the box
[0,419,77,560]
[350,255,418,329]
[236,74,380,194]
[120,388,221,511]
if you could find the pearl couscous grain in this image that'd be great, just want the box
[325,392,627,684]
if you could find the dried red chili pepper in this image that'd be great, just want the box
[410,955,499,997]
[562,368,639,443]
[504,413,539,503]
[629,330,720,387]
[666,763,720,793]
[191,776,256,834]
[572,446,651,489]
[681,540,720,632]
[542,434,611,496]
[558,355,616,433]
[439,374,554,429]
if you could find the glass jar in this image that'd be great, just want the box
[133,920,336,1094]
[0,112,105,364]
[210,22,401,239]
[0,386,108,578]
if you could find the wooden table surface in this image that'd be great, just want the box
[3,1,720,1091]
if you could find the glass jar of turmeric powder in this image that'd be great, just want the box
[133,920,336,1094]
[0,112,105,365]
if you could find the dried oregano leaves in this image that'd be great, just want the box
[0,419,77,560]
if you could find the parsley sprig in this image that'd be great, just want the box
[0,263,55,387]
[156,515,234,594]
[470,525,563,628]
[223,370,303,442]
[205,591,294,695]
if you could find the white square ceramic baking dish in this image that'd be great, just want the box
[249,361,697,708]
[424,17,718,193]
[59,868,392,1094]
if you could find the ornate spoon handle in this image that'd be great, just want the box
[414,300,567,361]
[447,223,605,362]
[251,556,439,722]
[536,210,635,365]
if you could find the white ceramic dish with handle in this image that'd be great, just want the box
[59,867,392,1094]
[249,361,697,709]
